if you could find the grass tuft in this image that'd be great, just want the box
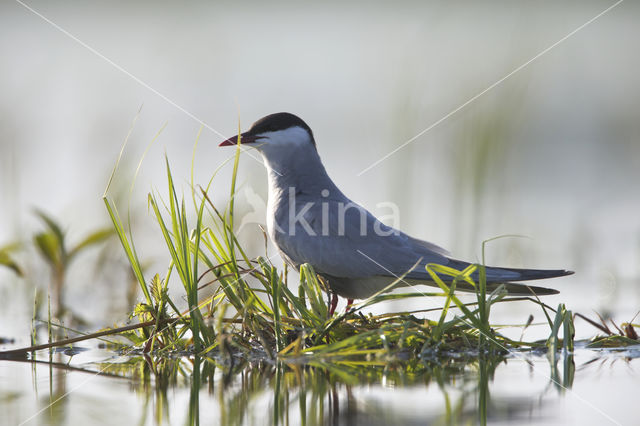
[97,147,599,360]
[0,134,614,361]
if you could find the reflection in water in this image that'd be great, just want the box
[8,346,637,425]
[89,352,563,425]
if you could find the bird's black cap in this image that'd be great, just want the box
[248,112,315,146]
[219,112,316,147]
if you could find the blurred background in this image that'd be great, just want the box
[1,0,639,338]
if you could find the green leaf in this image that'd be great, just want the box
[33,209,66,249]
[149,273,165,304]
[133,303,154,316]
[0,242,21,252]
[103,197,151,304]
[68,228,114,260]
[33,232,62,266]
[586,335,640,348]
[118,330,148,345]
[0,250,22,276]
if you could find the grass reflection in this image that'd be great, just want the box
[95,352,532,425]
[1,340,619,425]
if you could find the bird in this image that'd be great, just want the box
[219,112,573,315]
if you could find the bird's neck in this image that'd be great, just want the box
[260,146,346,243]
[262,147,340,199]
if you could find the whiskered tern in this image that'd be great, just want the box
[220,112,572,314]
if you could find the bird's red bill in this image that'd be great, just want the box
[218,133,259,146]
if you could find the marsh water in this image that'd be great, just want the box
[1,342,638,425]
[2,1,640,425]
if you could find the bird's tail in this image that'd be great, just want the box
[416,259,573,296]
[445,259,573,281]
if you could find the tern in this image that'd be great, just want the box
[220,112,573,314]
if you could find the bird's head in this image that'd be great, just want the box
[219,112,316,155]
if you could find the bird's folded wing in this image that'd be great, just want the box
[272,200,449,278]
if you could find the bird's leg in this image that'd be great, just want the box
[346,298,354,311]
[329,293,339,316]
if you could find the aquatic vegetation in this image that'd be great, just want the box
[576,311,640,348]
[2,139,636,365]
[95,142,623,361]
[1,134,638,426]
[32,210,114,317]
[0,242,22,276]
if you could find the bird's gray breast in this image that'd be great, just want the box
[267,187,312,269]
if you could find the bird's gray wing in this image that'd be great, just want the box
[272,198,449,278]
[272,196,569,298]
